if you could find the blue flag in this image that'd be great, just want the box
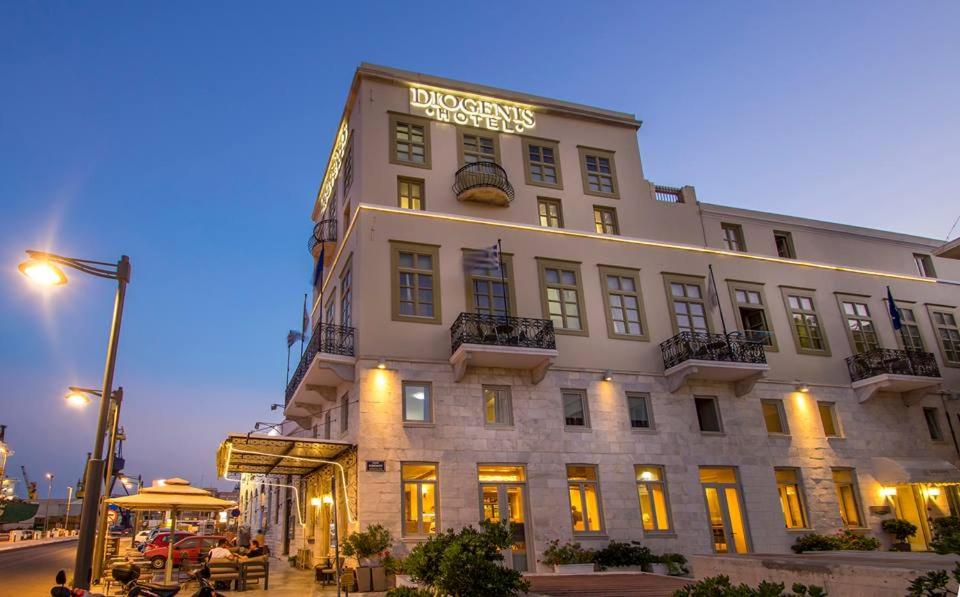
[887,286,902,331]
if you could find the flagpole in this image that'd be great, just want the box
[301,293,307,358]
[497,239,509,319]
[709,264,728,337]
[286,342,292,386]
[888,286,913,375]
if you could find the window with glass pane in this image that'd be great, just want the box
[635,465,671,532]
[924,407,944,440]
[538,198,563,228]
[761,400,788,434]
[832,469,862,527]
[627,393,652,429]
[721,223,746,252]
[841,300,879,353]
[324,296,335,326]
[774,231,796,258]
[394,244,438,321]
[670,280,708,333]
[403,382,432,423]
[402,463,438,535]
[542,264,583,331]
[461,132,497,164]
[786,293,827,352]
[895,307,924,351]
[914,253,937,278]
[818,402,840,437]
[470,262,510,318]
[931,310,960,364]
[340,393,349,433]
[484,386,513,426]
[398,177,424,210]
[592,206,619,234]
[340,267,352,327]
[525,141,560,186]
[605,273,643,337]
[733,287,774,346]
[582,151,616,195]
[775,468,807,529]
[562,390,589,427]
[695,396,723,432]
[343,135,354,193]
[567,465,603,533]
[323,410,331,439]
[393,119,428,165]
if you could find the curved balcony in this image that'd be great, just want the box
[660,331,768,396]
[307,219,338,264]
[846,348,942,404]
[449,313,557,384]
[285,322,356,418]
[453,161,515,206]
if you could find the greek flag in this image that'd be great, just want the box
[463,244,501,272]
[286,330,303,348]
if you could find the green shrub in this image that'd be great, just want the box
[385,588,433,597]
[540,539,595,566]
[342,523,392,560]
[880,518,918,543]
[791,530,879,553]
[593,540,652,569]
[790,534,837,553]
[672,575,827,596]
[905,562,960,596]
[661,552,690,576]
[931,516,960,554]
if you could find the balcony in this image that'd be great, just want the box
[660,331,768,396]
[307,219,337,267]
[449,313,557,383]
[453,161,515,206]
[846,348,943,404]
[284,322,356,418]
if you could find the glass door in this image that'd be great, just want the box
[700,468,751,554]
[478,465,529,571]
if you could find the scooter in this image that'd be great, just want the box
[50,570,106,597]
[111,563,223,597]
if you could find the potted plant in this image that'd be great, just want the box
[660,553,689,576]
[593,540,651,571]
[342,524,393,591]
[540,539,595,574]
[882,518,918,552]
[643,554,669,575]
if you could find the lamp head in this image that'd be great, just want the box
[18,258,67,286]
[322,495,334,505]
[794,381,810,393]
[377,358,387,370]
[602,370,613,382]
[65,391,92,407]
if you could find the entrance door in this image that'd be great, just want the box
[700,467,750,554]
[478,465,529,571]
[894,486,928,551]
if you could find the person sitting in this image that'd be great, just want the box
[207,538,237,561]
[245,539,266,558]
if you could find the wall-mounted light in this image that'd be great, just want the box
[880,487,897,498]
[926,487,942,498]
[322,495,334,505]
[377,358,387,370]
[310,497,322,507]
[794,381,810,393]
[602,370,613,382]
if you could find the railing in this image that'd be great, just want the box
[846,348,941,382]
[453,161,515,203]
[451,313,556,353]
[307,219,338,254]
[730,329,775,346]
[654,185,684,203]
[285,322,355,404]
[660,331,767,370]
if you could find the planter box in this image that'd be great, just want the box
[644,562,670,575]
[553,563,595,574]
[371,566,387,592]
[355,566,372,592]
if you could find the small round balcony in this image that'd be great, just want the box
[308,219,338,259]
[453,161,515,206]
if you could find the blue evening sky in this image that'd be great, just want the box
[2,2,958,496]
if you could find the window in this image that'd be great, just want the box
[721,223,746,252]
[567,465,603,534]
[837,296,880,354]
[695,396,723,433]
[402,463,438,535]
[578,147,618,198]
[599,266,647,340]
[390,113,431,168]
[522,137,562,189]
[537,198,563,228]
[339,266,352,327]
[781,288,830,355]
[775,468,808,529]
[323,410,332,439]
[924,407,944,441]
[761,400,789,434]
[562,389,589,428]
[342,200,351,233]
[402,382,432,424]
[832,469,863,528]
[928,307,960,365]
[593,206,619,235]
[914,253,937,278]
[664,274,709,334]
[729,282,776,348]
[538,259,588,335]
[324,294,336,326]
[339,393,349,433]
[398,177,425,210]
[889,303,925,351]
[818,401,841,437]
[458,128,499,165]
[774,230,796,258]
[465,254,516,319]
[635,465,671,532]
[627,393,653,429]
[343,133,355,193]
[391,242,441,324]
[483,386,513,426]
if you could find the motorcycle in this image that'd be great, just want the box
[111,563,223,597]
[50,570,106,597]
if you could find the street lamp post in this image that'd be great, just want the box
[18,250,131,589]
[65,486,74,531]
[43,473,55,533]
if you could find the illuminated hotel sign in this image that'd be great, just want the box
[316,119,349,214]
[409,86,536,134]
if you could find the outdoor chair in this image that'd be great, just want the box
[241,556,269,590]
[207,558,242,591]
[317,557,344,586]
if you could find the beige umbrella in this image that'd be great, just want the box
[107,478,236,584]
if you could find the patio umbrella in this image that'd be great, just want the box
[106,477,235,584]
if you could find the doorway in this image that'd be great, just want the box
[478,465,530,571]
[700,467,750,554]
[890,484,958,551]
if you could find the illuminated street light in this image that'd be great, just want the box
[66,391,92,407]
[17,258,67,286]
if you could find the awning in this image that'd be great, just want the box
[872,457,960,485]
[217,432,354,477]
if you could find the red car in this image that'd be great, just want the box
[140,531,193,554]
[144,535,226,569]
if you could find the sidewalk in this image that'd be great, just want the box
[220,560,387,596]
[0,535,78,553]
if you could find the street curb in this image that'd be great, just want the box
[0,536,78,554]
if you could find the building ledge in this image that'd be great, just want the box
[933,236,960,260]
[664,360,769,397]
[450,343,557,384]
[851,373,943,404]
[286,352,356,416]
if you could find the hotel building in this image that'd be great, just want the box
[220,64,960,569]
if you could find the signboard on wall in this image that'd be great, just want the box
[409,86,536,134]
[365,460,386,472]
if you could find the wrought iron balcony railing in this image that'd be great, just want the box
[660,331,767,370]
[453,161,515,204]
[307,219,338,254]
[451,313,556,353]
[846,348,940,382]
[285,322,355,404]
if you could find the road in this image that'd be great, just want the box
[0,540,76,597]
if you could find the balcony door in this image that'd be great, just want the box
[700,467,750,554]
[478,465,529,571]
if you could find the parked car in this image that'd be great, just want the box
[143,535,225,569]
[133,530,152,547]
[139,531,193,554]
